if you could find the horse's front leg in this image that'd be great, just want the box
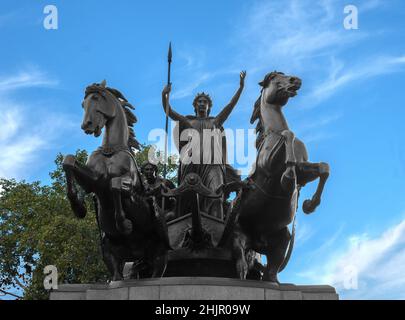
[280,130,297,194]
[232,229,249,280]
[63,155,97,218]
[150,244,168,278]
[102,235,124,281]
[263,227,290,284]
[111,176,133,236]
[63,155,98,192]
[297,161,330,214]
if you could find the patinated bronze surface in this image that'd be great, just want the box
[222,72,330,283]
[161,71,246,220]
[140,161,176,220]
[63,69,329,284]
[63,81,170,280]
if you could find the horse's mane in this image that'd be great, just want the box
[250,71,284,149]
[106,87,140,150]
[250,96,263,149]
[85,83,140,150]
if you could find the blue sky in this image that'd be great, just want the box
[1,0,405,299]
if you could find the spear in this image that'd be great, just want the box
[163,42,172,178]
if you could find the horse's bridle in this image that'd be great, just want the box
[97,144,129,157]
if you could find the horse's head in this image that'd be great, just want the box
[81,80,117,137]
[259,72,301,107]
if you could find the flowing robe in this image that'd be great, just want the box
[174,116,229,219]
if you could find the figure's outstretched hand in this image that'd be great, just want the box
[162,83,172,97]
[240,71,247,87]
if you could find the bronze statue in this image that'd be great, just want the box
[221,72,330,283]
[61,43,330,283]
[161,71,246,220]
[62,81,170,280]
[140,161,176,220]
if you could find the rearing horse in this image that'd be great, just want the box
[227,72,330,283]
[62,80,170,280]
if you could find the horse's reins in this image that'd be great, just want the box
[247,178,290,200]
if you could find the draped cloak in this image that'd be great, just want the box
[173,116,239,218]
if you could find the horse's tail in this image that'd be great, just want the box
[278,215,296,272]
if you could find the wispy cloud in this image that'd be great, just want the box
[0,108,21,141]
[171,72,214,100]
[0,104,45,178]
[0,68,58,93]
[236,0,365,73]
[225,0,404,145]
[294,113,342,143]
[167,43,242,102]
[297,217,405,299]
[308,55,405,104]
[237,0,405,107]
[177,48,206,71]
[295,220,316,247]
[0,101,77,180]
[307,224,345,260]
[0,69,70,180]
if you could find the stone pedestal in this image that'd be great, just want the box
[50,277,339,300]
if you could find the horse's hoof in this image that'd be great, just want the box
[111,274,123,282]
[263,274,280,285]
[303,198,320,214]
[62,155,76,168]
[117,219,133,236]
[236,261,248,280]
[238,272,247,280]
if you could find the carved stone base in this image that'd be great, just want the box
[50,277,339,300]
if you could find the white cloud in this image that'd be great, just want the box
[298,218,405,299]
[236,0,364,73]
[0,68,57,93]
[308,55,405,104]
[307,224,345,260]
[171,72,213,100]
[302,132,339,144]
[0,133,47,179]
[177,48,206,71]
[0,69,71,180]
[233,0,403,107]
[0,108,21,141]
[295,220,315,247]
[294,113,342,143]
[222,0,405,147]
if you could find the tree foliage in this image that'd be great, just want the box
[135,144,178,185]
[0,145,178,299]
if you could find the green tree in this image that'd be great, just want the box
[0,145,178,300]
[135,144,178,185]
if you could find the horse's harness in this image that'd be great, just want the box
[97,144,164,220]
[238,128,297,264]
[97,144,129,157]
[96,144,144,189]
[246,128,291,201]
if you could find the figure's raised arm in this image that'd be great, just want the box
[215,71,246,127]
[162,84,191,127]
